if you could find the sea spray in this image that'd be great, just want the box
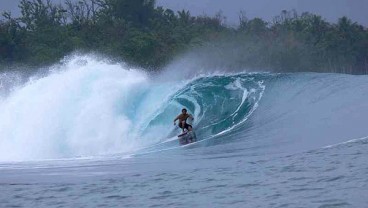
[0,56,168,161]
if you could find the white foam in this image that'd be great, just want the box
[0,55,183,162]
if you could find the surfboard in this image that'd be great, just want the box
[177,132,186,137]
[178,130,197,145]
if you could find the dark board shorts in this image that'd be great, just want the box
[179,122,192,130]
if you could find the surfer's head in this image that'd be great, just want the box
[182,108,187,114]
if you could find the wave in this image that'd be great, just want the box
[1,55,368,162]
[0,56,263,161]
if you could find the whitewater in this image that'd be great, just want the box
[0,55,367,207]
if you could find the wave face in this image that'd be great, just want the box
[143,75,265,141]
[1,56,368,162]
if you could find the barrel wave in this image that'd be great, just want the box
[0,55,368,163]
[140,75,265,144]
[0,56,265,161]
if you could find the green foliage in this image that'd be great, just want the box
[0,1,367,74]
[0,12,27,63]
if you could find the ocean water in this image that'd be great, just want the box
[0,56,367,207]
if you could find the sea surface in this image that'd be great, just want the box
[0,56,367,207]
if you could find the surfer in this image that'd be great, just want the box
[174,108,193,132]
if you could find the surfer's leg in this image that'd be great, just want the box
[181,121,186,132]
[187,124,192,131]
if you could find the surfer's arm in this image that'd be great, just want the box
[174,116,179,122]
[174,115,180,124]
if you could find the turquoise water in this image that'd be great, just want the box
[0,56,367,207]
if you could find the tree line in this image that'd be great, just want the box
[0,0,368,74]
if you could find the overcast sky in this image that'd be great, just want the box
[1,0,368,26]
